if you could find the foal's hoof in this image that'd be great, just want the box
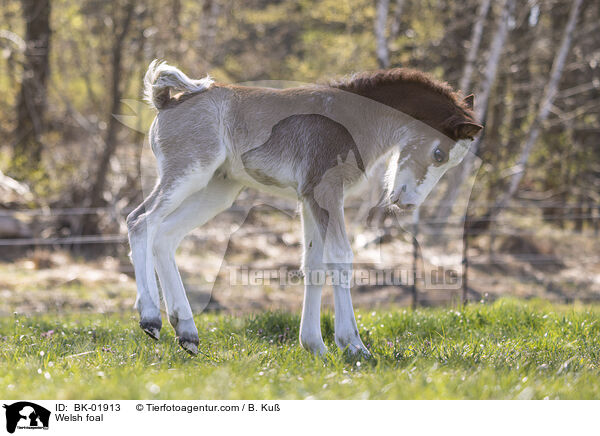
[305,343,328,357]
[178,335,199,356]
[338,341,371,358]
[139,318,162,340]
[349,344,372,358]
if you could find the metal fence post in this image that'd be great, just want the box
[462,215,470,306]
[411,208,419,309]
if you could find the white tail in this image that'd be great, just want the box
[143,59,214,110]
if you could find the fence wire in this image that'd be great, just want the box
[0,202,598,247]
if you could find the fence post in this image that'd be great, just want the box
[462,215,470,306]
[575,198,584,233]
[411,208,419,309]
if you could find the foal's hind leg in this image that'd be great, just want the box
[127,186,165,338]
[153,176,243,354]
[127,160,224,340]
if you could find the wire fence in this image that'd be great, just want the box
[1,201,598,307]
[2,200,599,216]
[0,234,127,246]
[1,200,598,246]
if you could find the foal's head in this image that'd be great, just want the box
[385,94,481,210]
[331,68,483,210]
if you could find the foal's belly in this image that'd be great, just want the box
[228,160,300,201]
[228,158,370,204]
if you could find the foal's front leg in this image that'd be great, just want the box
[322,205,369,356]
[330,262,369,356]
[299,201,327,355]
[303,198,369,356]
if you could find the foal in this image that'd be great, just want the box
[127,60,482,356]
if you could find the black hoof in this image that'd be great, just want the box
[178,335,199,356]
[139,318,162,340]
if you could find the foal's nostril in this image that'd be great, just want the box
[401,184,407,193]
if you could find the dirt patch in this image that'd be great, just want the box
[496,234,565,271]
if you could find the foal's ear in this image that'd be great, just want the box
[463,94,474,110]
[455,122,483,140]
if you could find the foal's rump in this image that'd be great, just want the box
[146,86,234,185]
[142,60,231,181]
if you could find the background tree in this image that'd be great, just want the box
[0,0,597,251]
[11,0,51,174]
[433,0,514,223]
[486,0,584,220]
[79,0,136,236]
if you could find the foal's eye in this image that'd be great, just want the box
[433,147,446,163]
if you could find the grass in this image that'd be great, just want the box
[1,298,600,399]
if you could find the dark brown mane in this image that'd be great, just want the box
[329,68,468,110]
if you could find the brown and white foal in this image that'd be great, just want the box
[127,60,482,356]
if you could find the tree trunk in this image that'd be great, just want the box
[489,0,583,218]
[433,0,514,223]
[12,0,51,171]
[80,1,135,236]
[458,0,491,94]
[375,0,390,69]
[199,0,221,67]
[389,0,405,40]
[171,0,182,55]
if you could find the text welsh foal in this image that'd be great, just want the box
[127,60,482,356]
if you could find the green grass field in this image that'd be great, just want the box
[1,299,600,399]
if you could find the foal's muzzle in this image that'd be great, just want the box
[396,203,417,213]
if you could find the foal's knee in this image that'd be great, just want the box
[323,243,353,266]
[126,208,145,236]
[153,230,178,258]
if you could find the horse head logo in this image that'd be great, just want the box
[3,402,50,434]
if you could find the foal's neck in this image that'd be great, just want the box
[337,84,452,168]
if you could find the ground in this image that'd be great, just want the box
[1,299,599,399]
